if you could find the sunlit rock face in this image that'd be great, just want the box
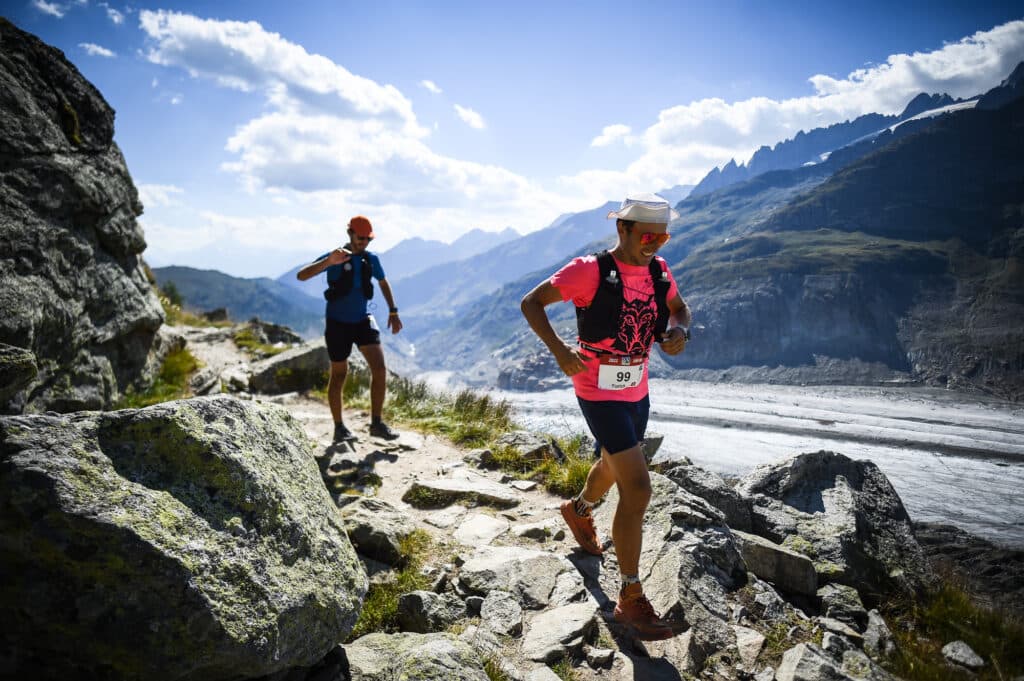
[0,18,164,413]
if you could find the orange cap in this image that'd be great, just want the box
[348,215,374,238]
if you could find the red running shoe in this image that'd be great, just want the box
[560,500,602,555]
[614,583,674,641]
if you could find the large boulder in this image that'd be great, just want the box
[249,339,330,394]
[0,395,367,680]
[0,18,165,413]
[736,450,932,604]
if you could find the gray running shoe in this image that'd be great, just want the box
[369,422,399,440]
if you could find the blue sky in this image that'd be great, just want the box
[7,1,1024,277]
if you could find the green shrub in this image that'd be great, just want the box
[345,530,434,641]
[233,328,286,358]
[882,578,1024,681]
[117,347,200,408]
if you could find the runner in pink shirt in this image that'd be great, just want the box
[521,193,691,640]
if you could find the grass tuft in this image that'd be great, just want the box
[882,577,1024,681]
[117,347,201,408]
[233,328,287,358]
[345,529,434,642]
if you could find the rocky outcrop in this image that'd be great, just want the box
[0,395,366,680]
[248,339,329,394]
[0,19,165,413]
[0,342,37,406]
[736,450,933,604]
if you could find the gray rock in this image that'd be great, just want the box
[453,512,509,545]
[494,430,556,461]
[480,589,523,636]
[818,617,864,645]
[404,469,520,509]
[733,625,766,668]
[755,666,776,681]
[594,473,744,665]
[0,395,365,679]
[733,529,818,596]
[396,591,465,633]
[642,432,665,462]
[0,343,37,407]
[512,517,562,541]
[457,545,583,610]
[737,451,932,602]
[521,602,597,662]
[584,645,615,668]
[1,20,165,413]
[526,667,562,681]
[664,461,754,531]
[189,366,222,395]
[942,640,985,669]
[817,583,868,631]
[345,632,489,681]
[863,610,895,659]
[337,496,417,566]
[778,641,897,681]
[249,340,329,394]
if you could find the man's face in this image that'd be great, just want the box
[348,229,373,254]
[621,221,669,262]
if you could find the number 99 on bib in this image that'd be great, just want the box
[597,355,645,390]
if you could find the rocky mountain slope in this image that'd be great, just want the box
[4,324,1019,679]
[414,65,1024,400]
[153,265,324,338]
[690,93,961,198]
[0,18,167,414]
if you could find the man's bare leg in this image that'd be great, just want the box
[601,444,651,577]
[358,344,387,421]
[327,360,348,423]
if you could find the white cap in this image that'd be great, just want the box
[606,192,678,224]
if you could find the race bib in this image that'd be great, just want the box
[597,355,645,390]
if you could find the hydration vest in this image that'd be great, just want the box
[575,250,671,352]
[324,252,374,301]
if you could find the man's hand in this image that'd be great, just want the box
[325,248,351,266]
[387,314,402,334]
[659,327,688,355]
[553,342,589,377]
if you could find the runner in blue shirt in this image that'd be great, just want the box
[297,216,402,441]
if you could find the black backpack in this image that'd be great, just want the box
[324,252,374,301]
[575,250,670,352]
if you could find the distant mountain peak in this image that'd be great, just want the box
[899,92,957,120]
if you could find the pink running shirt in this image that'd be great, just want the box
[550,254,679,402]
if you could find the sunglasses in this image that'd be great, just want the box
[637,231,670,247]
[353,235,373,242]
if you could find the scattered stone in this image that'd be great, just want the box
[526,666,562,681]
[494,430,555,461]
[423,504,467,529]
[584,644,615,668]
[337,497,416,565]
[344,632,489,681]
[664,461,754,531]
[732,625,766,668]
[0,343,37,406]
[396,591,466,633]
[817,617,864,644]
[510,479,539,491]
[733,530,818,597]
[454,513,510,546]
[942,640,985,669]
[249,340,329,394]
[464,448,494,468]
[481,590,523,637]
[521,602,597,662]
[512,518,562,541]
[818,583,868,631]
[863,610,895,659]
[821,631,857,657]
[755,666,775,681]
[458,545,583,610]
[404,470,521,509]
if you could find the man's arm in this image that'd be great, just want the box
[659,293,692,355]
[520,281,588,376]
[378,279,402,334]
[296,248,350,281]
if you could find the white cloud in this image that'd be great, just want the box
[571,19,1024,189]
[106,7,124,24]
[420,79,442,94]
[591,124,634,147]
[454,104,485,129]
[170,94,183,105]
[138,183,184,208]
[33,0,65,17]
[79,42,116,58]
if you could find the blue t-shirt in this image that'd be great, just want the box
[318,251,386,323]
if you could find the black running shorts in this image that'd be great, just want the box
[576,394,650,457]
[325,317,380,362]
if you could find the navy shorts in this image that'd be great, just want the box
[325,317,380,362]
[576,394,650,457]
